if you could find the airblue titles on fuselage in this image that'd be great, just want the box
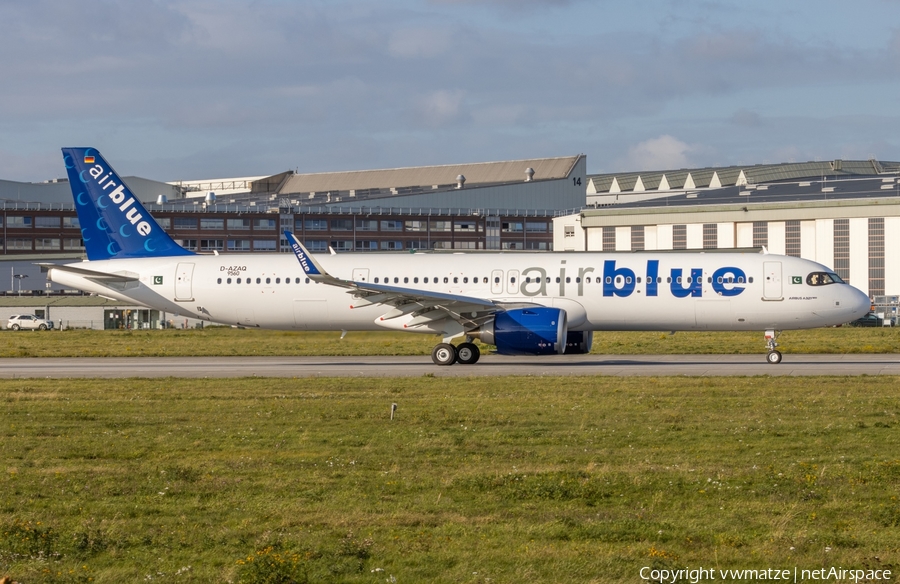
[519,259,747,298]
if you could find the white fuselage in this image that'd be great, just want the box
[47,251,871,333]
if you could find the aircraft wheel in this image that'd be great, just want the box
[456,342,480,365]
[10,324,19,331]
[432,343,457,366]
[766,350,783,365]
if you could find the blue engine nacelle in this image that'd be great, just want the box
[473,307,568,355]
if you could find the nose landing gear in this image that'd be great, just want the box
[765,329,782,364]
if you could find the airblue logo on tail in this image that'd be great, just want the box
[62,147,193,260]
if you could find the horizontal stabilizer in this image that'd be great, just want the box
[37,263,139,282]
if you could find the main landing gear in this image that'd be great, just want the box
[431,341,481,366]
[765,329,782,364]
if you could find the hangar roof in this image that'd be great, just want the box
[588,159,900,194]
[267,155,582,195]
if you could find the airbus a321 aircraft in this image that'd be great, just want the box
[44,148,871,366]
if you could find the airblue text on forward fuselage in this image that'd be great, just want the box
[519,260,746,298]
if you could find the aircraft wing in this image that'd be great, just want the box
[284,232,500,330]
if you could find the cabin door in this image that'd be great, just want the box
[175,262,194,301]
[491,270,504,295]
[763,261,782,300]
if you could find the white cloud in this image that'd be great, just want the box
[415,89,467,126]
[622,135,693,171]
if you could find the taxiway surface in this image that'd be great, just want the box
[0,354,898,378]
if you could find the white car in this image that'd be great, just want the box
[7,314,53,331]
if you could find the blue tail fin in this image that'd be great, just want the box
[61,147,193,260]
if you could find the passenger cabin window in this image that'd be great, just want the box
[807,272,843,286]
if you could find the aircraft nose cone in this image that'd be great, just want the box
[851,287,871,318]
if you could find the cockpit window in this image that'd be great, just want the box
[807,272,844,286]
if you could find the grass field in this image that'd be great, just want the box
[2,376,899,582]
[0,326,898,358]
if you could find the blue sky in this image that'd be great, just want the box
[2,0,900,182]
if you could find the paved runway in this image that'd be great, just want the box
[0,354,898,378]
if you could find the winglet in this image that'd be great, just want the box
[284,231,327,279]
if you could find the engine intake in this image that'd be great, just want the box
[473,307,567,355]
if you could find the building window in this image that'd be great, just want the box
[330,240,353,251]
[673,224,687,250]
[869,217,885,297]
[429,221,452,232]
[253,218,276,231]
[752,221,768,249]
[330,219,352,231]
[703,224,717,250]
[155,218,170,229]
[525,241,549,250]
[564,225,575,238]
[227,240,251,251]
[454,241,478,249]
[380,220,403,231]
[36,216,61,228]
[785,220,801,257]
[302,219,328,231]
[602,226,616,251]
[174,218,197,230]
[356,240,378,251]
[380,241,403,250]
[631,226,645,251]
[253,240,277,250]
[501,221,523,233]
[35,238,60,250]
[485,217,501,250]
[455,221,478,232]
[432,241,452,249]
[356,219,378,231]
[8,238,32,250]
[63,238,85,250]
[525,221,547,233]
[404,220,426,232]
[305,240,328,252]
[200,218,224,230]
[833,219,850,283]
[227,218,251,230]
[501,241,523,250]
[177,239,198,251]
[200,239,224,251]
[63,216,81,229]
[7,216,31,227]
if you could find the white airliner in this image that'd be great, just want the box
[44,148,871,366]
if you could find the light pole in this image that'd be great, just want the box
[13,274,27,294]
